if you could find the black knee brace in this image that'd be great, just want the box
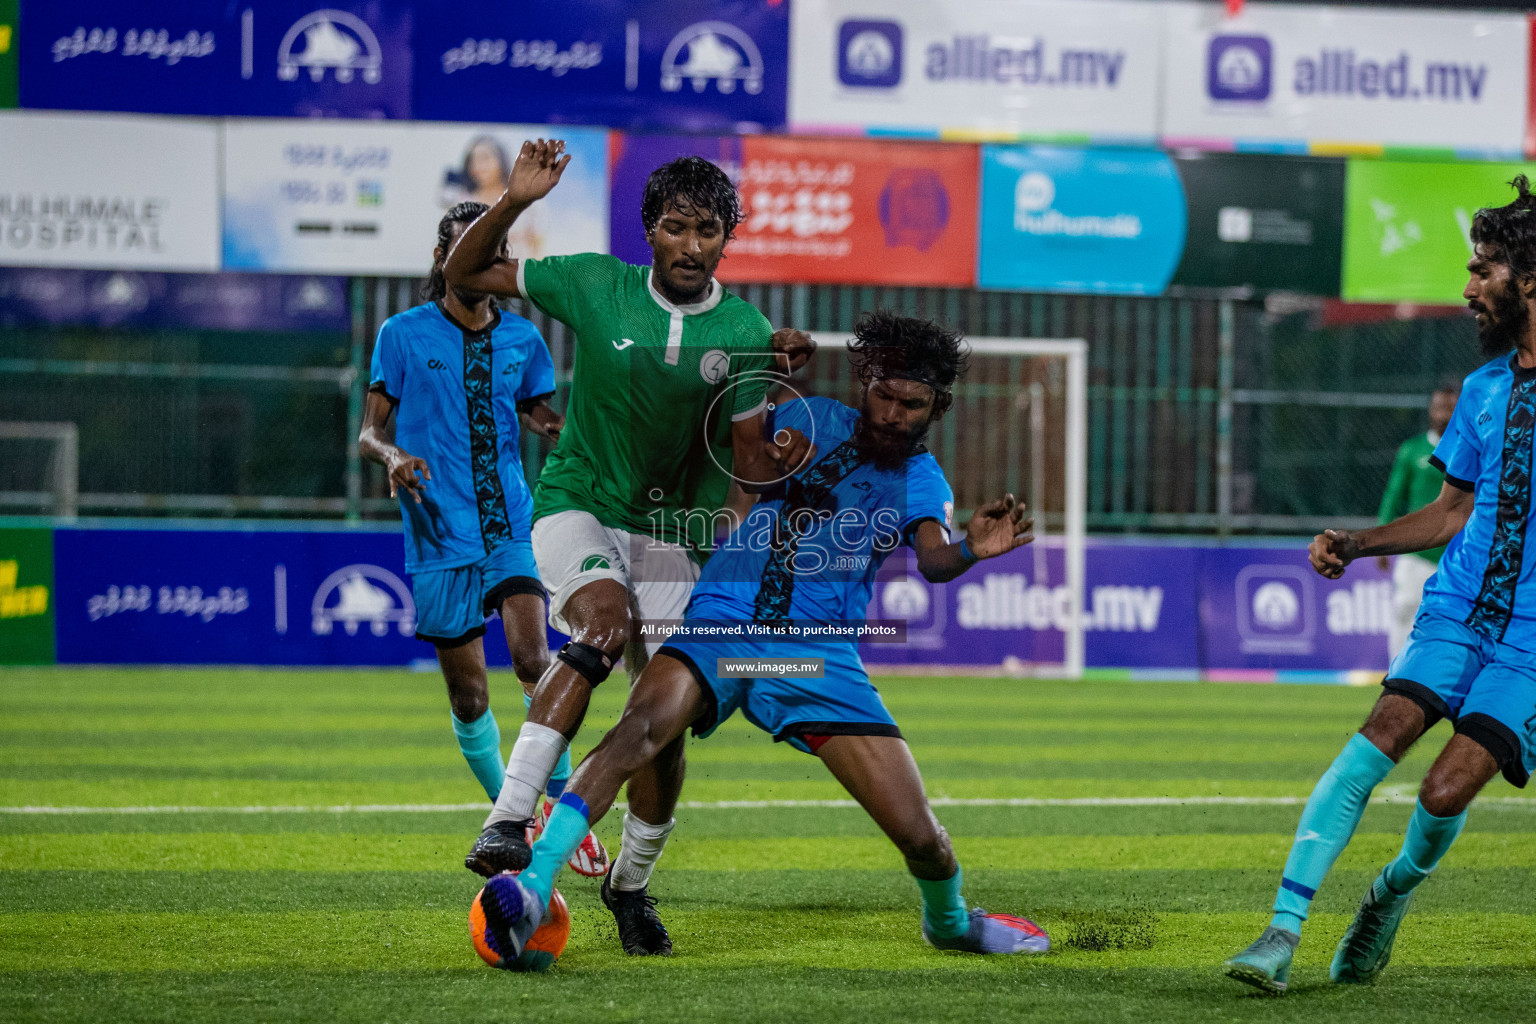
[558,641,616,687]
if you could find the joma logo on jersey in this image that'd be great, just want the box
[427,358,448,370]
[612,338,635,351]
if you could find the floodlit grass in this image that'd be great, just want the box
[2,668,1534,1022]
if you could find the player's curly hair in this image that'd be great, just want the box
[1471,175,1536,282]
[422,201,491,302]
[641,157,742,240]
[848,310,969,419]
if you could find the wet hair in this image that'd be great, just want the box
[460,136,511,191]
[641,156,742,240]
[422,201,490,302]
[848,310,969,419]
[1470,175,1536,282]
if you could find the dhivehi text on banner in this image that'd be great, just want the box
[18,0,413,119]
[1342,159,1536,304]
[978,145,1186,295]
[1162,2,1527,158]
[413,0,787,132]
[0,111,220,272]
[609,134,977,287]
[1171,153,1345,295]
[789,0,1160,141]
[223,120,607,275]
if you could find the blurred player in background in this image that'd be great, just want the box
[444,139,813,952]
[1226,178,1536,994]
[360,202,598,859]
[1376,385,1458,658]
[473,312,1052,962]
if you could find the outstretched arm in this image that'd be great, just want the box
[1310,480,1473,579]
[358,390,431,503]
[913,494,1033,584]
[442,138,570,298]
[517,395,564,444]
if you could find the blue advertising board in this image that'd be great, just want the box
[412,0,787,131]
[978,146,1188,295]
[0,269,348,331]
[20,1,412,118]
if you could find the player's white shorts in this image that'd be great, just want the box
[1390,555,1438,659]
[531,509,700,657]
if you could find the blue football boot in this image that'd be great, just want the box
[1224,925,1299,995]
[924,908,1051,954]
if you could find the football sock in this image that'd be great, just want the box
[521,792,591,907]
[450,709,503,802]
[609,812,675,892]
[1375,798,1467,900]
[484,722,567,828]
[1269,732,1395,935]
[915,867,970,940]
[523,692,571,800]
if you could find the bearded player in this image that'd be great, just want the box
[1226,177,1536,993]
[360,202,599,854]
[471,312,1051,963]
[443,139,813,953]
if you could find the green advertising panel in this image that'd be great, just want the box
[0,528,55,665]
[0,0,14,108]
[1172,153,1345,296]
[1343,159,1536,304]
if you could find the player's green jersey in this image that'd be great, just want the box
[518,253,775,550]
[1378,431,1445,564]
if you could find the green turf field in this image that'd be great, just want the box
[3,668,1534,1022]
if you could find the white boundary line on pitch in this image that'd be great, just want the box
[5,795,1536,814]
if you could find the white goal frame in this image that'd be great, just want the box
[808,333,1088,678]
[0,421,79,519]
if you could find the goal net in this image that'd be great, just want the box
[803,333,1087,678]
[0,422,78,518]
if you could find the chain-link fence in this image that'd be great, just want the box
[0,278,1482,533]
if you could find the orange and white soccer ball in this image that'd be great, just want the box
[469,879,571,972]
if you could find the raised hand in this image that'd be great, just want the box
[504,138,571,208]
[1309,529,1357,579]
[964,493,1033,560]
[771,328,816,374]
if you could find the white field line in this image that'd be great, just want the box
[4,795,1536,814]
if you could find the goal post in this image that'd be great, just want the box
[0,421,79,519]
[805,333,1088,678]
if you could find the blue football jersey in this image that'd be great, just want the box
[1423,353,1536,650]
[688,396,955,627]
[369,302,556,573]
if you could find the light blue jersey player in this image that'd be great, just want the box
[467,312,1052,965]
[1227,177,1536,994]
[359,202,608,878]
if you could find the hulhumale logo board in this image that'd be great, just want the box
[19,1,412,118]
[978,146,1186,295]
[1162,4,1527,156]
[412,1,787,132]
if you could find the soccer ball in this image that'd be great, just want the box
[468,878,571,972]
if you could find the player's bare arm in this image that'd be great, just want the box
[1309,480,1474,579]
[913,494,1033,584]
[358,389,431,503]
[443,138,571,298]
[732,413,815,494]
[771,327,816,373]
[517,395,564,444]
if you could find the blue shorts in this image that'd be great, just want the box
[412,538,543,648]
[657,635,900,755]
[1386,609,1536,787]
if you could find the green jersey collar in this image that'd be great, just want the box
[647,269,722,316]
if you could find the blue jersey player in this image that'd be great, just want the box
[469,312,1051,964]
[1226,177,1536,993]
[358,202,607,876]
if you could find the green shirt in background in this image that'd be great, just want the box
[1378,431,1445,564]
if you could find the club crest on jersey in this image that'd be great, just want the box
[582,555,611,572]
[700,349,730,383]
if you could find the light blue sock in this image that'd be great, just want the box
[915,867,970,940]
[524,691,571,799]
[1270,732,1395,935]
[1375,798,1467,900]
[451,709,503,802]
[521,792,592,907]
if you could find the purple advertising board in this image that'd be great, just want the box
[412,0,788,132]
[20,1,413,118]
[0,269,349,331]
[609,135,744,266]
[49,526,1392,676]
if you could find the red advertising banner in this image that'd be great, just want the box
[608,134,976,287]
[723,136,977,287]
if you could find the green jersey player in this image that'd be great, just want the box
[443,139,814,954]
